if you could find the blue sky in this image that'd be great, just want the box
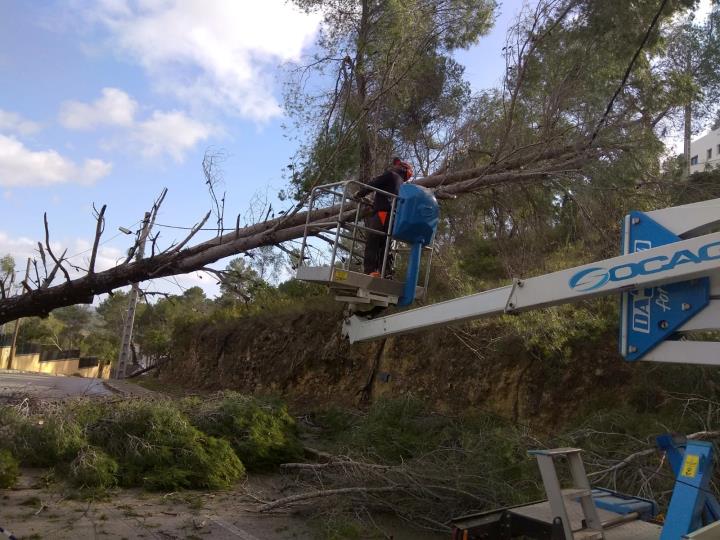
[0,0,524,297]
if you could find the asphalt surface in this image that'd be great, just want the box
[0,371,111,399]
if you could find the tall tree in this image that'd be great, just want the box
[287,0,497,194]
[0,255,14,304]
[218,257,269,304]
[663,7,720,176]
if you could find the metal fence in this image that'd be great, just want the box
[15,343,43,355]
[40,349,81,362]
[78,356,99,368]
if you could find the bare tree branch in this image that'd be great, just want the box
[43,213,71,283]
[89,204,107,274]
[259,486,404,512]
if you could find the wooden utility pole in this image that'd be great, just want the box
[7,258,31,370]
[113,212,153,379]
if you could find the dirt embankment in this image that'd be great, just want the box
[157,305,676,428]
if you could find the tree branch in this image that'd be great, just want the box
[89,204,107,274]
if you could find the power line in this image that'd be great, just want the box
[63,219,143,261]
[589,0,671,145]
[155,223,223,231]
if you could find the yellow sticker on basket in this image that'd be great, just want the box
[334,270,348,282]
[682,454,700,478]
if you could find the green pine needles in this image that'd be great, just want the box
[0,393,302,492]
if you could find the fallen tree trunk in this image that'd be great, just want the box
[0,144,599,324]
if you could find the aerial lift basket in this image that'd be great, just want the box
[295,180,439,312]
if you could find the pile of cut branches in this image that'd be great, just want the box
[260,395,720,532]
[260,397,541,532]
[0,392,302,493]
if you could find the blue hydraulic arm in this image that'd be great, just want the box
[391,184,439,307]
[656,434,720,538]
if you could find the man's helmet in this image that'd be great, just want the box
[392,157,413,180]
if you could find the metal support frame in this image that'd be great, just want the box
[661,441,715,540]
[298,180,401,276]
[296,180,434,309]
[528,448,604,540]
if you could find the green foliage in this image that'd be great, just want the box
[0,393,309,492]
[68,447,118,489]
[314,406,359,442]
[276,279,325,299]
[286,0,496,194]
[52,305,92,348]
[217,257,276,307]
[185,392,303,471]
[313,515,364,540]
[315,399,541,508]
[0,449,19,489]
[457,235,505,281]
[0,254,14,294]
[10,409,86,468]
[339,396,449,462]
[135,287,213,364]
[85,399,245,490]
[501,298,615,361]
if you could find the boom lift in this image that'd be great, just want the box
[296,185,720,539]
[296,179,438,311]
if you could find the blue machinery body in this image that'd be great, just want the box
[391,184,440,306]
[620,211,710,362]
[656,435,720,538]
[452,435,720,539]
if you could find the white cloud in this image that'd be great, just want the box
[59,88,214,161]
[0,231,36,263]
[0,109,41,136]
[80,0,321,121]
[135,110,215,162]
[59,87,138,130]
[0,134,112,187]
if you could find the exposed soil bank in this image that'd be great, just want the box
[157,306,712,428]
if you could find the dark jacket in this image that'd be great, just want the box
[356,169,404,212]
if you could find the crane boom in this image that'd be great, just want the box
[344,198,720,365]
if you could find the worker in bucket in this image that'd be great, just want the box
[354,157,413,277]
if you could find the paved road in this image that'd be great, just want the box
[0,371,111,399]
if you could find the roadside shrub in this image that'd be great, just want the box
[11,409,86,467]
[0,406,25,453]
[0,449,19,488]
[86,399,244,490]
[186,392,303,471]
[501,299,614,362]
[68,447,118,489]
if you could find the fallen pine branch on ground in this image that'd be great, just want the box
[258,486,405,512]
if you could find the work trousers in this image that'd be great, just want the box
[363,211,391,275]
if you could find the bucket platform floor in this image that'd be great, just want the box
[296,266,423,300]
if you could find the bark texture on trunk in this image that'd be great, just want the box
[0,141,600,325]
